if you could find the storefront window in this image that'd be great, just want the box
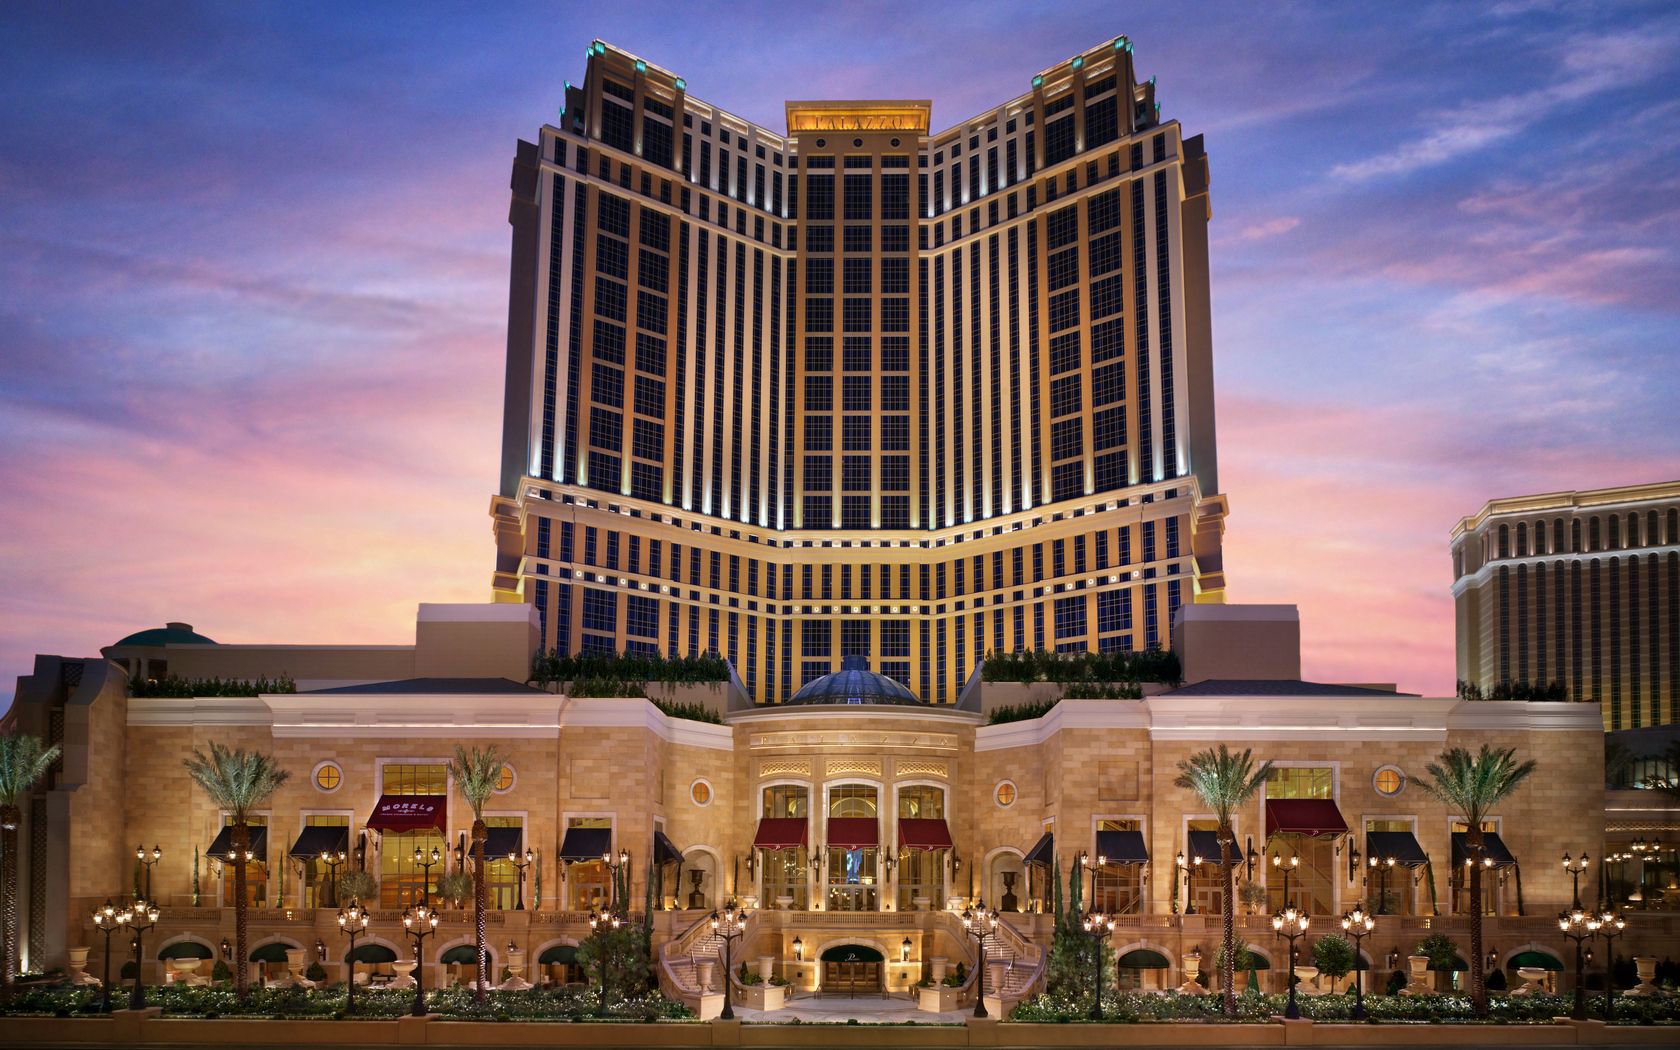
[1093,818,1143,913]
[1266,767,1336,914]
[827,785,877,911]
[567,816,613,911]
[485,816,522,910]
[1364,819,1416,915]
[896,786,945,911]
[1451,820,1506,916]
[301,814,350,909]
[760,786,808,909]
[220,814,268,907]
[379,763,447,909]
[1187,818,1224,915]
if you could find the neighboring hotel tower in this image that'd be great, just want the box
[490,37,1229,703]
[1452,481,1680,730]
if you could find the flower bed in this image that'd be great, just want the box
[1010,990,1680,1025]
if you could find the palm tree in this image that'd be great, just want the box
[182,742,290,1000]
[448,744,504,1004]
[1418,744,1536,1016]
[1174,745,1272,1016]
[1,733,62,990]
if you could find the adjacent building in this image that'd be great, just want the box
[490,37,1227,704]
[1452,481,1680,730]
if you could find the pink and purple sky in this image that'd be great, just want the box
[3,1,1678,710]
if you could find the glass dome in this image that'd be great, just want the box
[785,655,924,707]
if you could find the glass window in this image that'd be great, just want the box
[314,763,342,792]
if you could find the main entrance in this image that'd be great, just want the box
[820,944,883,997]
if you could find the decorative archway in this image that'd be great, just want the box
[1112,938,1175,991]
[155,936,215,961]
[682,844,721,909]
[982,846,1026,912]
[533,936,583,987]
[813,938,889,996]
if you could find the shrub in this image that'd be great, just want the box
[211,959,232,983]
[304,961,327,983]
[1216,936,1252,977]
[438,870,474,907]
[1312,934,1356,980]
[130,674,298,697]
[1416,932,1460,972]
[338,870,378,903]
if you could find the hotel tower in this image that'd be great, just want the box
[491,37,1228,703]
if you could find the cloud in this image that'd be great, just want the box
[1330,29,1677,181]
[1232,216,1300,241]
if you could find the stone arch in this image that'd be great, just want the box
[810,935,891,993]
[435,933,498,982]
[681,844,723,909]
[1112,937,1176,991]
[343,935,403,963]
[154,933,217,961]
[982,846,1025,912]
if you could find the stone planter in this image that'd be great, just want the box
[1292,964,1320,995]
[1176,951,1204,995]
[1512,966,1549,996]
[500,948,532,990]
[919,983,964,1012]
[1625,957,1664,997]
[695,957,716,994]
[739,982,785,1011]
[67,947,94,986]
[987,959,1007,997]
[389,959,417,989]
[930,956,949,983]
[755,955,776,982]
[169,959,207,987]
[774,895,794,910]
[913,895,931,911]
[1402,954,1433,996]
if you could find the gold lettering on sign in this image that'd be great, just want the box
[749,731,958,751]
[785,102,932,136]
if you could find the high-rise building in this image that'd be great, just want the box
[1451,481,1680,730]
[491,37,1228,703]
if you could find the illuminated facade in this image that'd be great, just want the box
[490,37,1227,703]
[1452,481,1680,730]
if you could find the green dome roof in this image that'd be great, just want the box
[786,656,924,707]
[112,622,217,647]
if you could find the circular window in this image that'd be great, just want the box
[690,779,713,807]
[852,137,863,148]
[313,762,342,793]
[1373,766,1405,797]
[994,780,1016,808]
[815,138,826,148]
[495,765,516,793]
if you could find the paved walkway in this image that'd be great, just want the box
[735,993,969,1024]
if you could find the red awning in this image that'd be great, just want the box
[898,818,953,852]
[826,817,879,850]
[752,817,809,851]
[1265,799,1348,838]
[366,794,446,833]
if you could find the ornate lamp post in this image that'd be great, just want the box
[508,848,535,910]
[711,898,748,1020]
[400,903,440,1017]
[1368,854,1397,914]
[318,847,347,908]
[337,899,369,1014]
[1081,908,1115,1020]
[1340,904,1375,1020]
[124,898,160,1011]
[1272,851,1301,910]
[91,899,125,1013]
[588,906,625,1016]
[135,845,163,901]
[1271,906,1309,1020]
[1558,906,1592,1021]
[412,846,440,908]
[960,900,999,1017]
[1174,850,1203,914]
[1594,909,1626,1021]
[1562,853,1591,910]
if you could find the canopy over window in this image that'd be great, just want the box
[1095,829,1149,865]
[156,941,214,961]
[827,817,878,850]
[559,826,613,862]
[1450,831,1516,868]
[1186,829,1232,864]
[440,945,481,964]
[366,794,446,834]
[1116,948,1170,969]
[249,942,294,963]
[1365,830,1429,867]
[654,830,684,865]
[1508,950,1564,970]
[207,825,268,859]
[288,825,349,860]
[898,818,953,852]
[752,817,809,851]
[482,826,522,859]
[1025,833,1054,866]
[347,942,397,964]
[1265,799,1349,838]
[539,944,578,965]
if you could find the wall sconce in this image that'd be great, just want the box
[1387,948,1400,970]
[951,850,962,874]
[901,937,912,962]
[314,939,326,962]
[220,938,232,961]
[792,936,803,961]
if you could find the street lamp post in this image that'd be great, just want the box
[1272,851,1301,911]
[412,847,440,908]
[1594,909,1626,1021]
[400,903,440,1017]
[508,848,535,910]
[588,906,625,1016]
[1340,905,1375,1021]
[1558,907,1592,1021]
[961,901,998,1018]
[711,899,748,1020]
[1368,855,1397,914]
[124,898,160,1011]
[602,848,631,909]
[318,848,347,908]
[90,899,124,1013]
[1081,908,1114,1020]
[1174,850,1203,914]
[337,899,369,1015]
[1562,853,1591,910]
[135,845,162,901]
[1271,906,1309,1020]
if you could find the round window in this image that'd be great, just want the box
[995,780,1016,807]
[815,138,826,148]
[1373,766,1405,797]
[495,765,516,793]
[691,779,713,807]
[313,762,342,793]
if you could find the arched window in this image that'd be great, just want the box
[1553,518,1566,554]
[1515,523,1527,557]
[1497,524,1509,558]
[1646,510,1659,547]
[1570,519,1581,553]
[1609,516,1621,550]
[1589,517,1601,552]
[1668,509,1678,545]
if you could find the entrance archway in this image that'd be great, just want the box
[985,848,1025,912]
[820,944,883,996]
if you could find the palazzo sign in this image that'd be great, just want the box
[786,101,932,135]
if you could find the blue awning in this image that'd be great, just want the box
[1366,830,1429,868]
[1451,831,1516,868]
[1095,829,1149,865]
[559,826,612,862]
[1025,833,1054,866]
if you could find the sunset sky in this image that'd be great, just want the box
[3,1,1678,710]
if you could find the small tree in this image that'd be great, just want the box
[338,869,378,903]
[1,732,62,988]
[1312,933,1356,990]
